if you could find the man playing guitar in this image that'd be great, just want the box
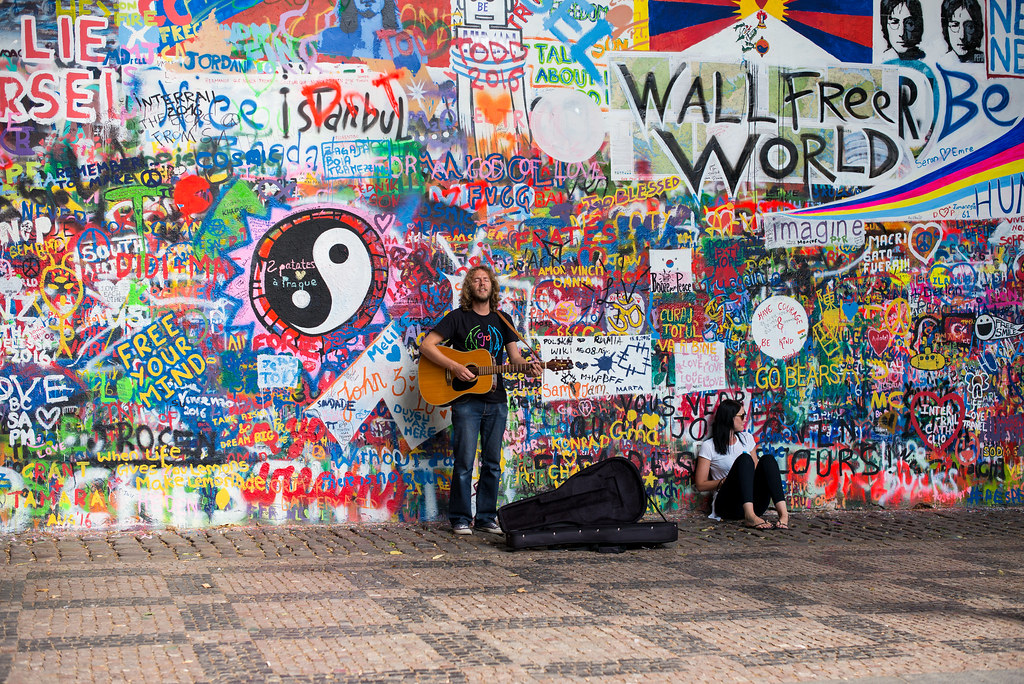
[419,266,542,536]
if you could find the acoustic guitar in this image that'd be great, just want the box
[418,347,571,405]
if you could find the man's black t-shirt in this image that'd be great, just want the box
[430,308,518,403]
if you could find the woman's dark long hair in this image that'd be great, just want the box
[711,399,743,455]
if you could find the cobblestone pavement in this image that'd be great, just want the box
[1,509,1023,683]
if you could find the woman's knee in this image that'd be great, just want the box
[732,452,755,473]
[757,454,780,473]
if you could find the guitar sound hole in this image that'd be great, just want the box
[451,366,479,392]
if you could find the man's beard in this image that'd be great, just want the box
[358,8,376,18]
[471,288,490,303]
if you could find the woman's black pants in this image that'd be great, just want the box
[713,453,785,520]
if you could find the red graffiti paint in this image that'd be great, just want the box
[300,80,343,128]
[173,175,212,216]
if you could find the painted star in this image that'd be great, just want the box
[406,78,429,109]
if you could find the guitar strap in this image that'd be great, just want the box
[496,309,542,362]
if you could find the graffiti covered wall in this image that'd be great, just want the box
[1,0,1023,532]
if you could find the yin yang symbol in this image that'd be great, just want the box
[250,208,388,340]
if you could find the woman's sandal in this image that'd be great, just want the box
[774,521,790,530]
[745,520,774,530]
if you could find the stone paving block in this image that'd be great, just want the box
[624,623,720,655]
[0,580,23,608]
[151,532,196,556]
[894,610,1024,640]
[0,610,17,644]
[430,590,592,622]
[21,572,169,605]
[811,614,925,643]
[549,589,632,617]
[462,614,612,631]
[650,586,780,617]
[712,616,879,657]
[497,564,581,587]
[367,595,442,623]
[81,539,114,560]
[234,597,399,629]
[357,525,425,553]
[309,529,361,556]
[287,532,339,558]
[460,663,539,683]
[24,566,143,580]
[4,643,203,684]
[7,547,33,564]
[55,539,89,556]
[404,618,466,636]
[416,632,513,668]
[135,544,178,561]
[866,648,1024,679]
[183,628,251,647]
[214,570,360,594]
[385,565,527,592]
[17,604,184,639]
[921,575,1024,600]
[255,633,450,676]
[162,571,218,596]
[531,655,689,678]
[488,623,678,667]
[178,602,246,632]
[610,585,724,616]
[801,579,950,610]
[191,639,270,680]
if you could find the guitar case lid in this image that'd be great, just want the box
[498,457,647,533]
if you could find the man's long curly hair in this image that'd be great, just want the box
[459,266,500,312]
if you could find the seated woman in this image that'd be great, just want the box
[694,399,789,530]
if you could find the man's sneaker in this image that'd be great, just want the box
[452,524,472,535]
[474,521,504,535]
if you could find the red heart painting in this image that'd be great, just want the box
[909,391,965,451]
[867,328,892,355]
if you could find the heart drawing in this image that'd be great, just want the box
[907,222,944,264]
[867,328,892,355]
[35,406,61,430]
[909,391,964,451]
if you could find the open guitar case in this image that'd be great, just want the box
[497,457,678,552]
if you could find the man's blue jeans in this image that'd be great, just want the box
[449,397,508,527]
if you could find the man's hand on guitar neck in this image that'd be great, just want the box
[507,343,543,378]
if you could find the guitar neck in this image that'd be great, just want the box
[477,361,551,376]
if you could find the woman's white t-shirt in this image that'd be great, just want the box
[698,431,755,516]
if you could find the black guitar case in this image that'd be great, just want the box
[497,457,678,552]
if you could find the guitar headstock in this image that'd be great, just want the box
[545,359,572,371]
